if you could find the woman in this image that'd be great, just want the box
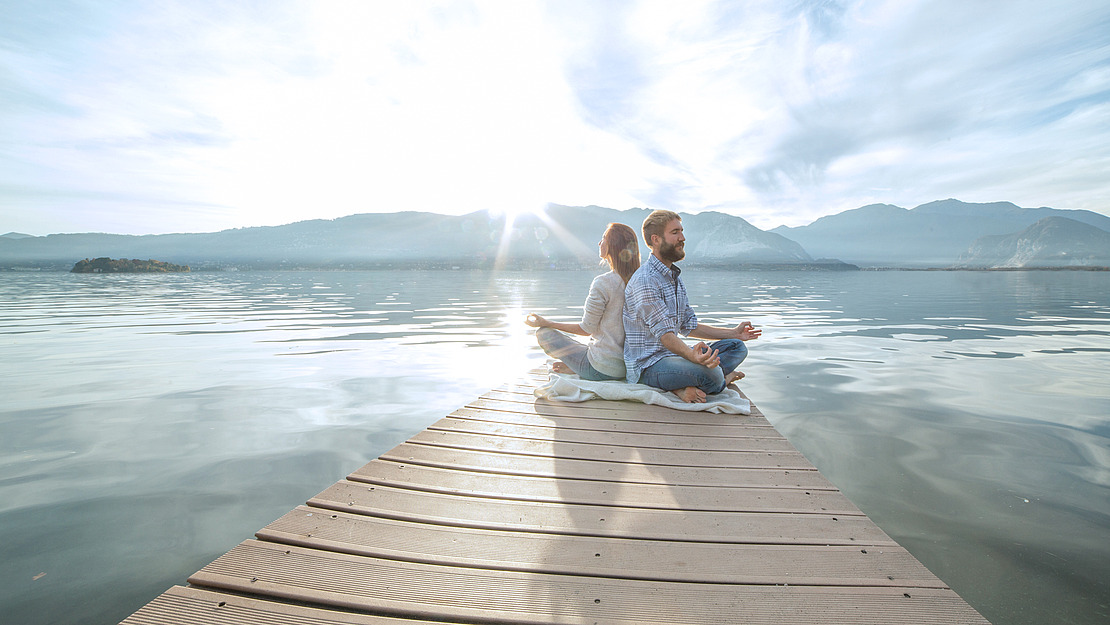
[525,222,640,381]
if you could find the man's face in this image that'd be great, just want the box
[655,219,685,263]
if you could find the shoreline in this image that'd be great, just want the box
[3,264,1109,273]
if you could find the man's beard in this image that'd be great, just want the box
[658,239,685,263]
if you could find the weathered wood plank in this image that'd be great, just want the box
[380,442,836,489]
[121,373,991,625]
[406,429,818,469]
[309,481,892,545]
[430,415,799,450]
[120,586,440,625]
[190,541,990,625]
[344,458,860,514]
[446,401,777,435]
[448,406,778,437]
[259,506,947,587]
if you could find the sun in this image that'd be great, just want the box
[487,203,548,270]
[485,197,549,221]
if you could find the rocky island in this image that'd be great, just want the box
[71,257,190,273]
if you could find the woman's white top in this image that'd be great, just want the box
[580,270,627,378]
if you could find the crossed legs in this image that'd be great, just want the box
[535,327,622,381]
[639,339,749,402]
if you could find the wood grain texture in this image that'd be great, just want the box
[121,372,991,624]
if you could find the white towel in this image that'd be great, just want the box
[535,372,751,414]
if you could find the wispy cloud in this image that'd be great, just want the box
[1,0,1108,234]
[550,0,1110,226]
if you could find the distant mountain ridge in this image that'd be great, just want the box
[0,205,817,270]
[3,199,1107,270]
[770,199,1110,267]
[956,216,1110,268]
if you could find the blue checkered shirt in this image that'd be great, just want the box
[622,254,698,383]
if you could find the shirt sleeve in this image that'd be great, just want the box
[579,275,608,335]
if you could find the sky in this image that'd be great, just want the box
[2,0,1109,236]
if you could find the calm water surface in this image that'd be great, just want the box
[1,269,1107,624]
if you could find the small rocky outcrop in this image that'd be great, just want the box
[71,257,191,273]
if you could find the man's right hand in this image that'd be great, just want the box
[689,342,720,368]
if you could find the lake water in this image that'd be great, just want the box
[1,269,1107,625]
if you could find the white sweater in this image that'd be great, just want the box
[580,270,627,378]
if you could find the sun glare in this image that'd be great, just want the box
[487,202,547,221]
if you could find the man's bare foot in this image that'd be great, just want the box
[672,386,707,403]
[724,370,745,385]
[552,362,572,374]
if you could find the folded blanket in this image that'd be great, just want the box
[535,372,751,414]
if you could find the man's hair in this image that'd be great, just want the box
[642,209,681,248]
[601,222,640,284]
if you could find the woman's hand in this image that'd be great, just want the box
[525,313,548,328]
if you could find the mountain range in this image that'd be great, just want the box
[0,206,820,271]
[2,199,1108,270]
[770,199,1110,267]
[956,216,1110,268]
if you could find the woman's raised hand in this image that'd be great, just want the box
[525,313,547,328]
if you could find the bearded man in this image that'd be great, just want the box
[622,209,762,403]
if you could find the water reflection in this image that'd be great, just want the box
[0,269,1107,625]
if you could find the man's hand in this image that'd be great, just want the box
[735,321,762,341]
[689,342,720,368]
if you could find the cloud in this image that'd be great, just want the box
[544,0,1110,226]
[1,0,1108,234]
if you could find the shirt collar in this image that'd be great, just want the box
[648,253,681,279]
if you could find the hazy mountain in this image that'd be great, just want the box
[13,198,1102,270]
[956,216,1110,268]
[679,210,814,264]
[771,199,1110,267]
[0,205,818,270]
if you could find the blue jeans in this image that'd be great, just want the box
[535,327,623,381]
[638,339,748,395]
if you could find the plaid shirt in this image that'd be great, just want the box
[622,254,698,383]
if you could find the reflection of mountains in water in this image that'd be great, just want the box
[3,199,1108,270]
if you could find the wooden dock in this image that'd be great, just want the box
[121,371,990,624]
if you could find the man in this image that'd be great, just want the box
[623,209,762,403]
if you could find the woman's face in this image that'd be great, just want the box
[598,237,607,260]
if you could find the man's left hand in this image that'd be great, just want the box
[735,321,762,341]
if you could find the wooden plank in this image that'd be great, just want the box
[406,429,818,469]
[380,442,837,489]
[308,481,892,546]
[122,373,991,625]
[120,585,441,625]
[430,415,799,450]
[344,458,860,514]
[259,506,947,588]
[448,405,778,437]
[190,541,990,625]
